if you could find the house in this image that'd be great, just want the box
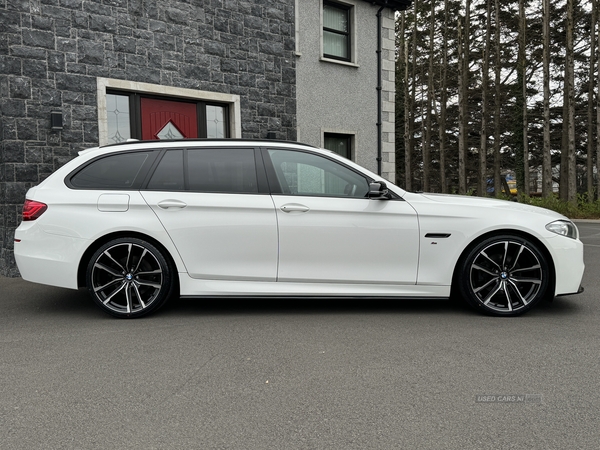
[0,0,411,276]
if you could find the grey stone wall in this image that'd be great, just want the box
[0,0,296,276]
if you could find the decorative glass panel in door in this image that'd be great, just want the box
[140,98,198,140]
[206,105,226,138]
[106,94,131,144]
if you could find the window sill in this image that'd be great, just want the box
[319,57,359,68]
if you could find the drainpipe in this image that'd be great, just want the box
[376,6,385,176]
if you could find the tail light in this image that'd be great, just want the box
[22,200,47,221]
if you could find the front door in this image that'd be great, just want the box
[140,98,198,140]
[264,148,420,285]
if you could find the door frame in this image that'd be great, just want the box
[97,77,241,146]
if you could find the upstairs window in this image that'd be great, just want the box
[323,2,351,61]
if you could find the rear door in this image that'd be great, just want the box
[141,147,278,281]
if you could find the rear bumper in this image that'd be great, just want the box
[14,222,87,290]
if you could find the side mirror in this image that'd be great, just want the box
[368,181,389,199]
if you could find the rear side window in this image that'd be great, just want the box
[146,150,184,190]
[70,152,150,189]
[187,148,257,193]
[146,148,258,194]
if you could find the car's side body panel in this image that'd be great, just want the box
[177,275,450,298]
[15,187,187,289]
[404,193,585,297]
[272,195,420,284]
[141,191,278,281]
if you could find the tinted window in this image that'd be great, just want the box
[70,152,149,189]
[146,148,258,193]
[147,150,184,190]
[267,149,369,198]
[187,148,258,193]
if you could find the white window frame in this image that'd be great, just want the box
[97,78,242,146]
[320,0,359,67]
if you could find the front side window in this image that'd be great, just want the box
[323,1,351,61]
[266,149,368,198]
[70,152,151,189]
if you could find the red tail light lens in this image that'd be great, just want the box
[22,200,48,221]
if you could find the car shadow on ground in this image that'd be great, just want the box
[158,294,582,318]
[161,296,464,316]
[5,277,582,319]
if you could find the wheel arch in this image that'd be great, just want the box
[77,231,180,289]
[450,229,556,299]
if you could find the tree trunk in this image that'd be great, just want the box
[520,0,529,196]
[423,0,435,193]
[542,0,552,197]
[560,90,569,201]
[406,0,418,192]
[588,0,597,201]
[597,0,600,201]
[493,0,502,196]
[397,11,406,187]
[480,0,491,197]
[439,0,448,194]
[566,0,577,204]
[458,0,470,195]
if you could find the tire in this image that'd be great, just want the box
[457,234,551,316]
[86,237,176,318]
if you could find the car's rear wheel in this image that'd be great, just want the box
[457,235,551,316]
[86,237,175,318]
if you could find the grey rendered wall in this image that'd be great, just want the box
[0,0,296,276]
[295,0,395,180]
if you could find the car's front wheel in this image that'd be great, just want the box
[457,235,551,316]
[86,237,176,318]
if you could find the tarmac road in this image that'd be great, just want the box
[1,221,599,449]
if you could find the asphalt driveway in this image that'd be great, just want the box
[1,221,599,449]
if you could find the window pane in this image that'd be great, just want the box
[324,134,351,159]
[187,148,257,193]
[323,31,348,59]
[206,105,226,138]
[106,94,131,144]
[267,150,368,198]
[323,4,348,32]
[71,152,148,189]
[147,150,184,190]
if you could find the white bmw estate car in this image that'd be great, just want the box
[14,139,584,318]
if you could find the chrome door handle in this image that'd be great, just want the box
[280,204,310,213]
[157,199,187,210]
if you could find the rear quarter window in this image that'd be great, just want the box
[69,152,152,189]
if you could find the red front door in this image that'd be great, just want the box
[140,98,198,140]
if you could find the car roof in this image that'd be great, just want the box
[103,138,317,149]
[79,139,319,156]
